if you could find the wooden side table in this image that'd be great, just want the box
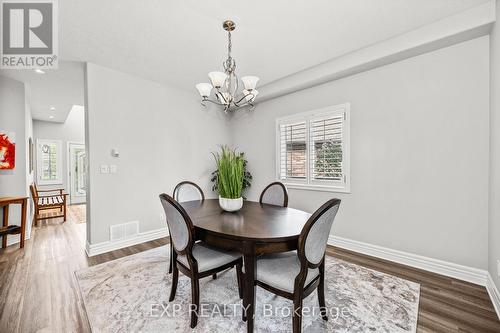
[0,196,28,248]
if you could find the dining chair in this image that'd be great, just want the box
[159,193,243,328]
[259,181,288,207]
[173,181,205,202]
[253,198,341,333]
[169,181,205,274]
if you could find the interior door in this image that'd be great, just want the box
[69,143,86,204]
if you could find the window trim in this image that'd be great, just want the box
[275,103,351,193]
[36,139,63,186]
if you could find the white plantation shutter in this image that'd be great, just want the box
[279,122,307,180]
[276,104,350,192]
[310,114,344,182]
[37,139,63,185]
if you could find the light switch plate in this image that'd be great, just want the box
[100,165,109,174]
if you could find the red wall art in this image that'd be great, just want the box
[0,131,15,169]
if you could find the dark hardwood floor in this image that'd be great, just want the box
[0,208,499,332]
[0,207,168,332]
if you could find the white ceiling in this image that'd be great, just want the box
[0,61,84,123]
[60,0,489,91]
[0,0,489,123]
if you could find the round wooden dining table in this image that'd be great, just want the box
[180,199,311,333]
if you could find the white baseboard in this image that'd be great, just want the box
[328,235,488,286]
[86,227,169,257]
[487,273,500,320]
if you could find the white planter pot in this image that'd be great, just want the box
[219,196,243,212]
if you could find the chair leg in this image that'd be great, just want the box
[292,297,303,333]
[190,278,200,328]
[318,260,328,321]
[236,260,243,299]
[34,207,38,227]
[169,261,178,302]
[212,273,217,280]
[168,241,173,274]
[63,203,67,222]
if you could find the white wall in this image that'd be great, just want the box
[85,63,231,244]
[82,36,491,273]
[0,76,32,243]
[489,1,500,291]
[231,37,490,269]
[25,99,34,229]
[33,106,85,198]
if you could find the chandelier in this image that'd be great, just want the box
[195,20,259,112]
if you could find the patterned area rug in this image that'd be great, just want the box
[75,246,420,332]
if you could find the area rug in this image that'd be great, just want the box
[75,246,420,332]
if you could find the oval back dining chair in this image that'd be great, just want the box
[254,198,341,333]
[173,181,205,203]
[159,193,243,328]
[259,181,288,207]
[169,181,205,274]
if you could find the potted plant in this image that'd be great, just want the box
[212,146,246,212]
[211,151,252,198]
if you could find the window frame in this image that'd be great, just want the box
[275,103,351,193]
[36,139,63,186]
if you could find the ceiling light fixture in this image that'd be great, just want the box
[195,20,259,113]
[49,115,54,119]
[50,106,56,111]
[34,68,45,74]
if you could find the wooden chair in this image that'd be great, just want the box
[253,198,341,333]
[30,184,68,225]
[259,181,289,207]
[159,193,243,328]
[169,181,205,274]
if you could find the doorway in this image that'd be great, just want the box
[68,142,86,204]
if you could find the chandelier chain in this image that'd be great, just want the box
[228,31,232,59]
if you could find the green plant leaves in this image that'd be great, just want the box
[212,145,245,199]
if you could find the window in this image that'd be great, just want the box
[37,139,62,185]
[276,103,350,192]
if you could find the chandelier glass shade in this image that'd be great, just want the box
[195,20,259,112]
